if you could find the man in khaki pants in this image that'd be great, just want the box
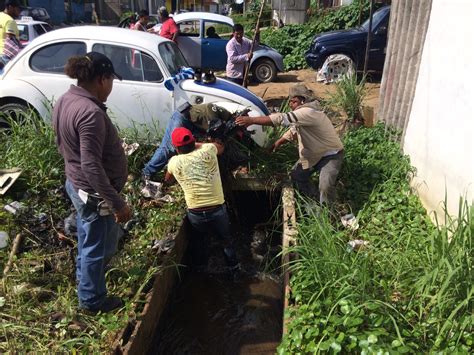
[236,83,344,206]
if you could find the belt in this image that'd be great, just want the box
[188,204,222,213]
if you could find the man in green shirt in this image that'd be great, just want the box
[0,0,21,54]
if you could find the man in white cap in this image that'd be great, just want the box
[236,83,344,206]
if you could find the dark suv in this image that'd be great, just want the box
[305,6,390,74]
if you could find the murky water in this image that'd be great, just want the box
[150,191,283,354]
[150,271,282,354]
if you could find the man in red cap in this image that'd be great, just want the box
[165,127,239,272]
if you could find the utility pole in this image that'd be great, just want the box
[363,0,374,76]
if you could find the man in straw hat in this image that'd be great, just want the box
[236,83,344,206]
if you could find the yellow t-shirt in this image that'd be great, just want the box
[0,12,19,53]
[167,143,225,209]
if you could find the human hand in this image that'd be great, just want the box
[114,204,132,223]
[247,52,253,61]
[235,116,253,127]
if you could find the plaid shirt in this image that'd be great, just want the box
[2,36,21,60]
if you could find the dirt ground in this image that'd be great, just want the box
[247,69,381,117]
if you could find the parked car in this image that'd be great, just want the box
[119,12,284,83]
[305,5,390,76]
[173,12,284,83]
[15,16,53,46]
[0,26,269,145]
[19,6,51,24]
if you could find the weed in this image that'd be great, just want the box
[279,124,473,353]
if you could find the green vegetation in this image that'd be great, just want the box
[0,114,185,352]
[325,73,368,123]
[257,0,380,70]
[278,124,473,353]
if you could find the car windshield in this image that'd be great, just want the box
[360,8,388,31]
[158,41,188,76]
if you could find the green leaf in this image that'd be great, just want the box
[367,334,378,344]
[391,339,402,347]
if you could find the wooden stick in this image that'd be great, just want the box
[243,0,265,88]
[3,233,23,277]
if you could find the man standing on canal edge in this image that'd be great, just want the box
[165,127,239,273]
[53,52,132,314]
[236,84,344,206]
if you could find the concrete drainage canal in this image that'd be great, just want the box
[114,182,296,354]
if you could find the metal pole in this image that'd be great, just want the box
[363,0,374,76]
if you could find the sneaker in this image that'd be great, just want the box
[80,296,123,314]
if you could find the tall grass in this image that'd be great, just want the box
[326,73,368,122]
[279,124,473,353]
[0,113,64,192]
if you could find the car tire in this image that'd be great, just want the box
[252,58,277,83]
[0,102,29,130]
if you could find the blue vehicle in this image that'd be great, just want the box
[305,6,390,75]
[173,12,284,83]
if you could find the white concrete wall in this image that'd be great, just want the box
[404,0,474,220]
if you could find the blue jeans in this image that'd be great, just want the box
[186,204,238,268]
[65,180,123,309]
[143,111,198,177]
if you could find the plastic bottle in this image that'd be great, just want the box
[0,231,9,249]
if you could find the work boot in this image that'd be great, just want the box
[80,296,123,315]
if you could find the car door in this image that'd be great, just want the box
[92,43,173,131]
[175,19,201,68]
[368,9,390,72]
[201,20,233,71]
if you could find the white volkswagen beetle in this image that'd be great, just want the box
[0,26,268,145]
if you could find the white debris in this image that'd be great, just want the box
[341,213,359,230]
[122,142,140,156]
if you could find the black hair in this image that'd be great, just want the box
[138,9,148,18]
[64,55,112,83]
[233,24,244,32]
[176,141,195,154]
[159,8,169,18]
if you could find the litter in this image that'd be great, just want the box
[64,212,77,236]
[0,231,8,249]
[122,142,140,156]
[141,181,163,199]
[152,238,175,254]
[4,201,26,215]
[347,239,369,252]
[316,54,354,84]
[0,168,22,195]
[341,213,359,230]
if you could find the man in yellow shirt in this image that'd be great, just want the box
[0,0,21,54]
[165,127,239,272]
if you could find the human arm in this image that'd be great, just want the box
[226,40,251,65]
[235,115,274,128]
[170,20,179,42]
[270,130,295,152]
[164,170,175,185]
[77,110,128,214]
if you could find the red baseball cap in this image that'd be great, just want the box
[171,127,195,147]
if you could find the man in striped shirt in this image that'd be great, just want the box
[236,84,344,205]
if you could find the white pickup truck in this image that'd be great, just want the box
[0,26,268,145]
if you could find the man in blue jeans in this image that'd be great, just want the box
[53,52,132,313]
[142,103,232,180]
[165,127,239,271]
